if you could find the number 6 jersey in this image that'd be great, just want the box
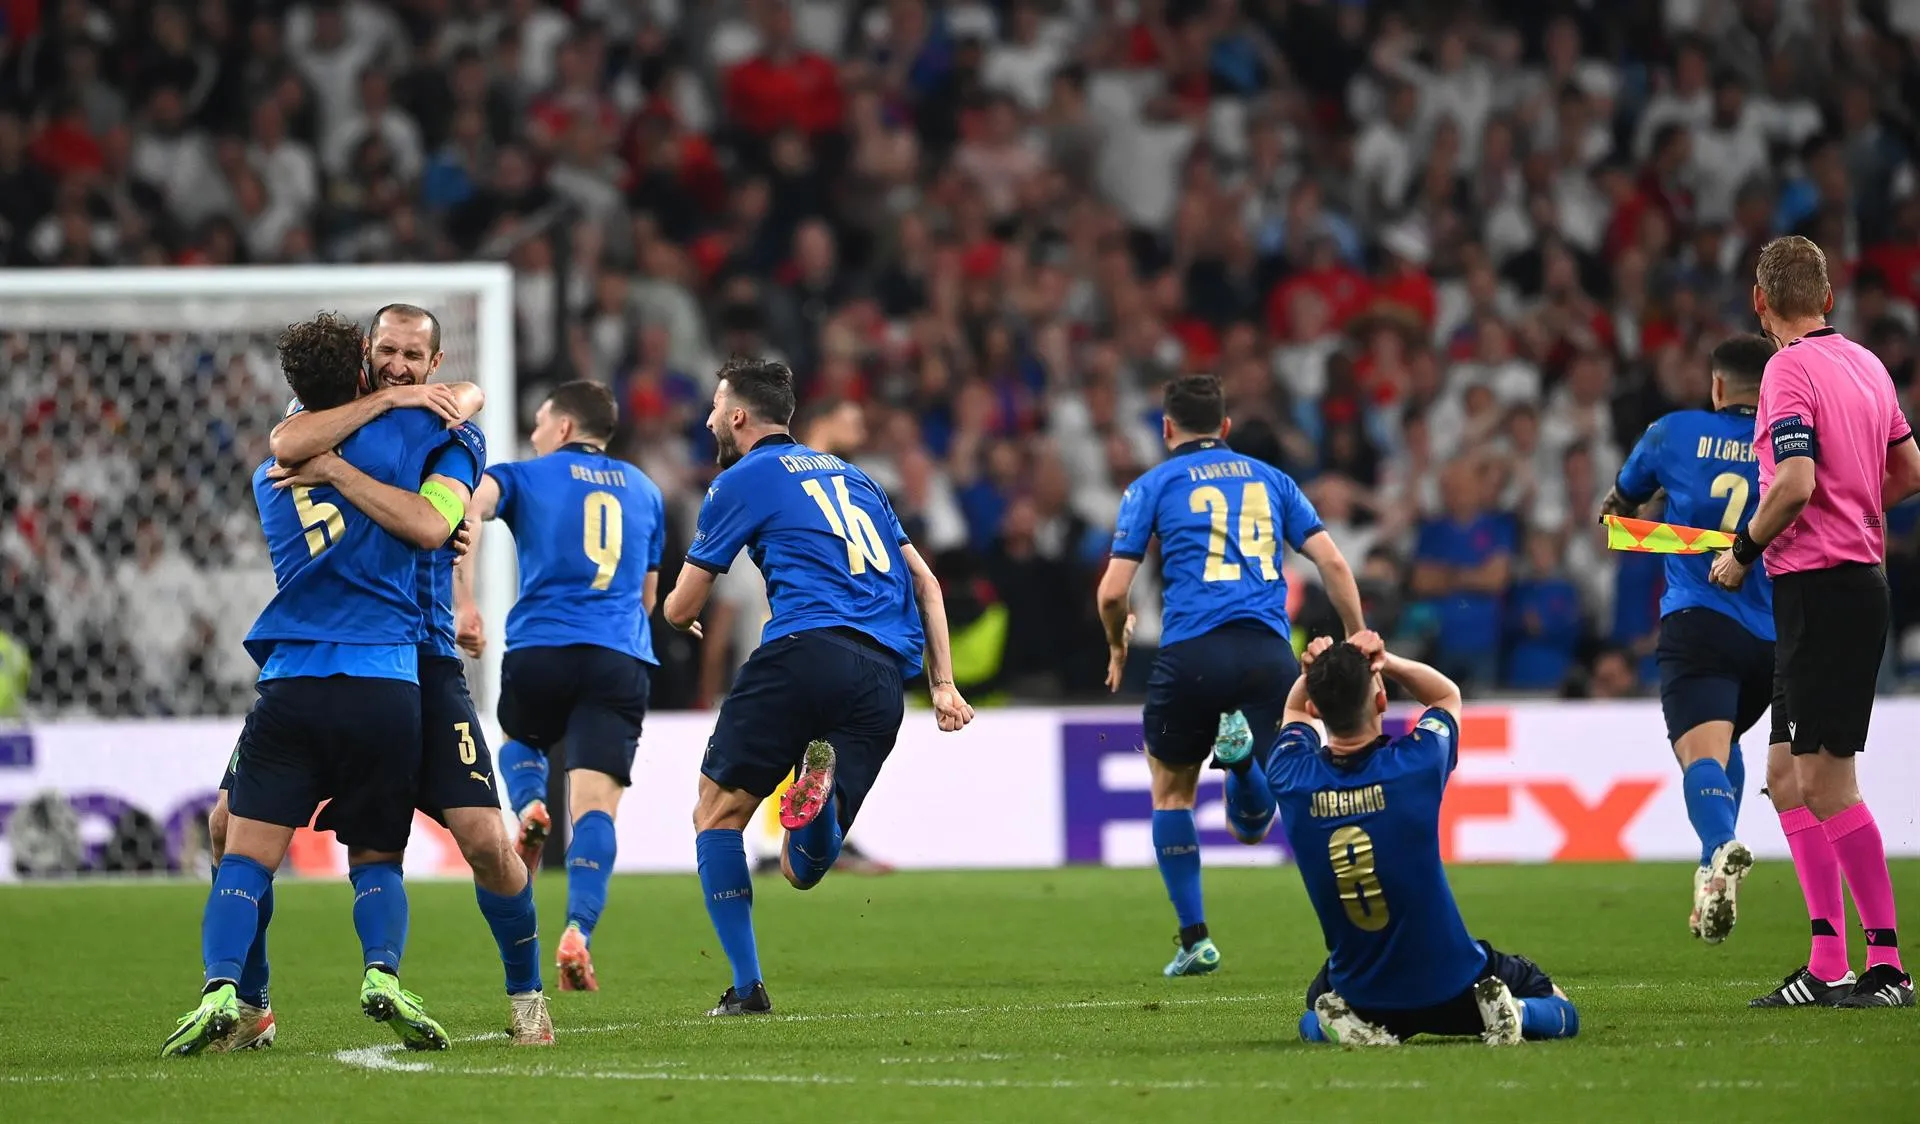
[1109,438,1323,646]
[1267,708,1489,1010]
[684,433,924,676]
[487,442,667,665]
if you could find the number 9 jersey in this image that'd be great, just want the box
[1110,438,1323,646]
[488,442,667,665]
[1267,709,1488,1011]
[685,434,925,676]
[1614,406,1774,641]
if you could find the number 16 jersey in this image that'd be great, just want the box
[1267,708,1488,1010]
[685,434,924,676]
[488,443,666,664]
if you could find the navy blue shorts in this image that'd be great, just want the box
[1655,608,1778,745]
[704,628,905,831]
[417,655,498,820]
[1143,622,1300,766]
[228,676,422,854]
[1305,942,1557,1041]
[497,645,650,786]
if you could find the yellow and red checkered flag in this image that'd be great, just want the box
[1602,514,1735,555]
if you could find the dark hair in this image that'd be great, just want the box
[546,380,618,441]
[278,312,365,411]
[1163,375,1226,437]
[1304,642,1378,737]
[371,302,442,354]
[719,355,797,427]
[1709,333,1775,390]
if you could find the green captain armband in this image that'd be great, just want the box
[420,480,465,536]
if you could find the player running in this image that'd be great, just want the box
[1096,374,1364,977]
[1601,334,1777,945]
[664,357,974,1017]
[1265,632,1581,1046]
[462,381,666,993]
[165,313,469,1056]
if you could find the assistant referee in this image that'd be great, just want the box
[1709,235,1918,1008]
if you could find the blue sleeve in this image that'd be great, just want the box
[1262,721,1323,794]
[1615,418,1664,502]
[647,484,666,572]
[1273,471,1325,551]
[685,471,759,574]
[487,462,520,525]
[424,441,481,491]
[1110,473,1158,561]
[1401,707,1461,779]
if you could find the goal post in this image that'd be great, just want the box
[0,264,517,716]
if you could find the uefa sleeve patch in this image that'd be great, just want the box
[1416,715,1451,738]
[1769,414,1815,460]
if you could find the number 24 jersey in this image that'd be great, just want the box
[487,443,666,664]
[1267,709,1489,1010]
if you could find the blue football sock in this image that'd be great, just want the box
[203,855,272,985]
[566,810,617,938]
[1151,809,1206,933]
[499,740,549,815]
[1519,995,1579,1039]
[1298,1010,1328,1042]
[1223,768,1277,840]
[238,879,274,1007]
[1683,758,1739,867]
[785,794,843,887]
[476,880,543,994]
[348,861,409,973]
[1726,742,1747,825]
[695,828,762,992]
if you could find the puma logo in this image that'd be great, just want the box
[471,771,491,785]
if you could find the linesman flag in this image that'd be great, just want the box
[1602,514,1735,555]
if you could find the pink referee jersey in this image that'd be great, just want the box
[1755,328,1913,575]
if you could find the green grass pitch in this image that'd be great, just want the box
[3,862,1916,1122]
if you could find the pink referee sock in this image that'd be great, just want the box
[1823,803,1903,972]
[1780,807,1851,980]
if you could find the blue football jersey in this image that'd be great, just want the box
[685,434,925,675]
[415,421,487,660]
[488,443,666,664]
[1111,439,1324,646]
[1266,709,1487,1010]
[1615,406,1774,641]
[246,407,461,681]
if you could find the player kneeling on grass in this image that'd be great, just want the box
[1236,632,1579,1047]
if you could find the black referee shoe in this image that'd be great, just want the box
[1749,965,1855,1008]
[1836,965,1915,1008]
[708,982,774,1017]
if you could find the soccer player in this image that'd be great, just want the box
[1096,375,1364,977]
[253,303,553,1043]
[462,381,665,993]
[164,313,469,1056]
[1710,235,1918,1008]
[1601,334,1778,945]
[663,357,974,1017]
[1267,633,1581,1046]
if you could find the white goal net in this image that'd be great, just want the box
[0,265,516,720]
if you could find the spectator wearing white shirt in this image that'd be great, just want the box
[1688,72,1768,225]
[1751,51,1823,157]
[287,0,392,140]
[1633,37,1711,160]
[983,1,1062,112]
[1351,79,1420,221]
[247,100,319,218]
[114,518,209,702]
[323,69,425,183]
[128,85,225,228]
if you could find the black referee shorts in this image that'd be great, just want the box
[1772,562,1889,758]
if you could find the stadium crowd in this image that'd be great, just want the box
[5,0,1920,717]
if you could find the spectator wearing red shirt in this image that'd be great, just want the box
[1267,235,1371,337]
[724,0,845,143]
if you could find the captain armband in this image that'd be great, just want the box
[420,480,466,536]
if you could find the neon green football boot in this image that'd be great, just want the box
[360,967,450,1051]
[161,982,241,1057]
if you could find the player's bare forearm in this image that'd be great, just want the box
[271,394,391,465]
[901,544,956,685]
[1381,652,1463,722]
[1747,459,1814,545]
[1598,485,1644,520]
[1884,437,1920,509]
[1096,558,1139,649]
[665,566,715,631]
[1281,671,1313,728]
[472,473,502,521]
[327,462,465,550]
[1301,532,1365,636]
